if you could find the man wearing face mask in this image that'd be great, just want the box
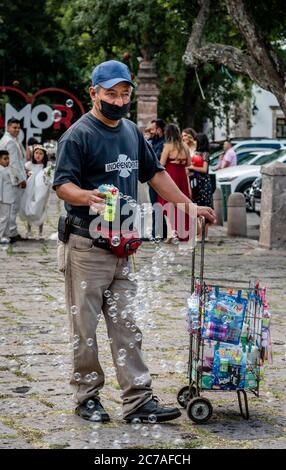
[53,60,216,424]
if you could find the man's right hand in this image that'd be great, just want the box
[19,180,27,189]
[87,189,106,215]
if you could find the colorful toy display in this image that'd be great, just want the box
[186,283,272,393]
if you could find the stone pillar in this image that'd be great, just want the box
[227,193,247,237]
[213,187,223,226]
[259,162,286,249]
[136,59,159,132]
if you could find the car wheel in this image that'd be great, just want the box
[240,183,255,211]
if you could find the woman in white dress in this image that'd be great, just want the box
[20,145,52,239]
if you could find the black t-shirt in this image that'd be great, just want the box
[53,112,164,221]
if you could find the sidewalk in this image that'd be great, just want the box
[0,193,285,449]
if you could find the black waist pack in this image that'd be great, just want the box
[58,215,72,243]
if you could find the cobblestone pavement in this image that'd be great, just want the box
[0,192,285,449]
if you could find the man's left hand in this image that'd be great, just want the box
[197,206,216,224]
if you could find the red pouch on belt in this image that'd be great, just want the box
[96,227,142,258]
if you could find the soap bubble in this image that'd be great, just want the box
[175,361,185,373]
[151,424,162,439]
[66,99,74,108]
[128,273,136,281]
[118,348,127,358]
[112,439,121,449]
[120,310,128,320]
[91,411,102,422]
[52,109,62,122]
[176,264,183,272]
[160,360,167,370]
[135,332,142,342]
[71,305,79,315]
[121,432,130,444]
[91,372,98,381]
[107,306,117,318]
[122,267,129,276]
[111,236,120,247]
[148,414,157,424]
[87,400,95,409]
[129,342,134,349]
[141,425,149,437]
[113,293,120,301]
[84,374,92,383]
[74,372,81,382]
[131,418,141,430]
[86,338,94,347]
[104,290,111,298]
[134,376,143,386]
[117,357,126,367]
[80,281,87,290]
[90,431,99,443]
[130,325,137,332]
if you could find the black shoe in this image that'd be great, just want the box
[75,398,110,422]
[9,234,26,244]
[124,396,181,423]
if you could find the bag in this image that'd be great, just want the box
[93,226,142,258]
[58,215,72,243]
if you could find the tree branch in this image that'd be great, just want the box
[225,0,286,94]
[185,43,271,91]
[183,0,286,116]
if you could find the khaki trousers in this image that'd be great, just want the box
[61,234,153,417]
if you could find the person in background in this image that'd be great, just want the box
[0,150,14,244]
[20,145,52,239]
[157,123,192,241]
[149,119,165,160]
[188,133,213,241]
[148,119,166,236]
[214,140,237,170]
[143,125,152,142]
[26,137,39,161]
[182,128,197,157]
[0,118,26,243]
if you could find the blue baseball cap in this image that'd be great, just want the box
[91,60,134,89]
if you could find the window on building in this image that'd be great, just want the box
[276,118,286,138]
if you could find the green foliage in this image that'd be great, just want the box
[0,0,285,131]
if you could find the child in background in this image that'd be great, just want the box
[20,145,52,239]
[0,150,14,244]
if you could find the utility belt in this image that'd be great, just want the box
[58,215,141,258]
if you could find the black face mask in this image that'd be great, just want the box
[100,100,130,121]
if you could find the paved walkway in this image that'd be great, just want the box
[0,193,285,449]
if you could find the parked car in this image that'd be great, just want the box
[249,177,262,214]
[209,139,286,168]
[216,149,286,210]
[248,151,286,213]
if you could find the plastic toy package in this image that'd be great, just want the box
[97,184,119,222]
[202,288,247,345]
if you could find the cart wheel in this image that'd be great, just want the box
[186,397,213,424]
[237,390,250,420]
[177,385,198,408]
[177,386,191,408]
